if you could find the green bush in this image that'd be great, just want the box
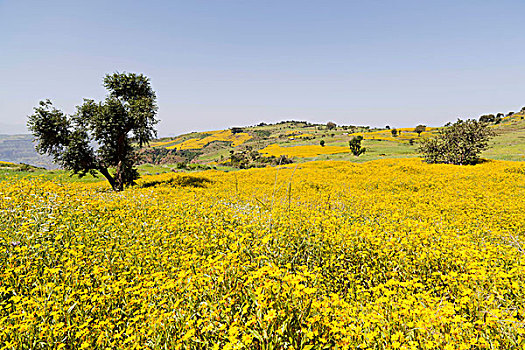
[418,119,495,165]
[139,175,212,188]
[349,136,366,156]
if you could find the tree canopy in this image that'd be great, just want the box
[414,124,426,136]
[418,119,494,165]
[28,72,158,191]
[348,135,366,156]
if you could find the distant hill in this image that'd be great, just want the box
[2,114,523,171]
[0,134,57,169]
[138,114,525,168]
[138,121,382,168]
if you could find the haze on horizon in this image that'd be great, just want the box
[1,0,525,137]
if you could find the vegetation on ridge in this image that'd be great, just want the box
[139,113,525,168]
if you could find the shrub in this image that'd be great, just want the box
[418,119,495,165]
[230,127,244,134]
[254,130,271,138]
[139,174,212,188]
[320,140,325,147]
[18,163,34,172]
[227,150,292,169]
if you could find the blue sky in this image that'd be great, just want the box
[1,0,525,136]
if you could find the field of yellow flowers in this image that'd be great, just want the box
[259,144,351,158]
[166,130,252,150]
[1,158,525,349]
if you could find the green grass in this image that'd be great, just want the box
[137,163,178,175]
[280,139,420,164]
[481,116,525,161]
[0,163,208,184]
[0,168,105,183]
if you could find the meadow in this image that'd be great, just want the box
[1,158,525,349]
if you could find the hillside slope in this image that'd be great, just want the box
[142,114,525,167]
[0,134,57,169]
[2,114,523,172]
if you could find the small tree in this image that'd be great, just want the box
[230,127,244,134]
[418,119,495,165]
[479,114,495,123]
[28,72,158,191]
[391,128,398,137]
[414,124,426,136]
[326,121,336,130]
[320,140,325,147]
[349,136,366,156]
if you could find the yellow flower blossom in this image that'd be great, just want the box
[0,158,524,348]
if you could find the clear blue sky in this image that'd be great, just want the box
[1,0,525,136]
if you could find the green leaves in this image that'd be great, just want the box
[418,119,495,165]
[349,135,366,156]
[414,125,426,136]
[27,100,71,159]
[28,73,159,191]
[103,72,157,103]
[60,129,97,178]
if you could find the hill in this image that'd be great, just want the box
[1,113,523,173]
[140,113,525,169]
[482,114,525,161]
[0,134,57,169]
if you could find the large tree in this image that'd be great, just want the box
[28,72,158,191]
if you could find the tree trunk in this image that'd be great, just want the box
[114,161,124,191]
[98,167,119,191]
